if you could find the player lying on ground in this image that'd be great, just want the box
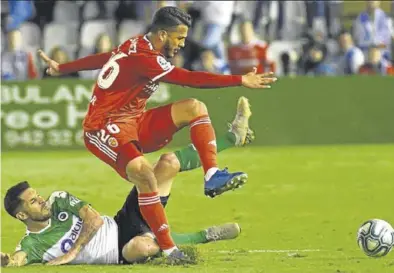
[37,6,275,261]
[1,183,240,267]
[1,114,254,266]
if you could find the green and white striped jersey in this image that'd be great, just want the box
[16,191,119,265]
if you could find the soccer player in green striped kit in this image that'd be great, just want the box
[1,98,254,266]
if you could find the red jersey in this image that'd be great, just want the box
[227,40,275,75]
[58,35,242,131]
[83,35,176,130]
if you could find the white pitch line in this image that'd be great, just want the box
[216,249,322,254]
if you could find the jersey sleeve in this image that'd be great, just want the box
[49,191,89,217]
[17,237,43,265]
[136,54,175,82]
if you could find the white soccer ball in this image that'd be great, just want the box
[357,219,394,257]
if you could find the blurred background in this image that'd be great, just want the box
[1,0,394,80]
[1,1,394,151]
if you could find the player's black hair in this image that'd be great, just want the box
[4,181,30,218]
[150,6,192,32]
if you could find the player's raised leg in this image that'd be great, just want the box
[174,96,255,173]
[156,101,255,197]
[170,97,252,198]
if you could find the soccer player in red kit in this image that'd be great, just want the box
[38,7,277,262]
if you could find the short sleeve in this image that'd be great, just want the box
[137,54,175,82]
[66,192,88,216]
[49,191,88,217]
[18,238,43,265]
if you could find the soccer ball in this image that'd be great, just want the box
[357,219,394,257]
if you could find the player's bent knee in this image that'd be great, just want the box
[122,236,160,263]
[158,153,180,173]
[182,98,208,118]
[125,157,157,191]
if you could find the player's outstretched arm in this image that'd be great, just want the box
[38,49,111,76]
[46,205,104,266]
[1,251,27,267]
[161,67,277,89]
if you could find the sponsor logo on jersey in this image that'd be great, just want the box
[157,56,172,71]
[143,81,159,95]
[58,212,69,222]
[60,218,83,253]
[108,137,118,148]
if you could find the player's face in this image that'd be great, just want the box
[19,188,52,222]
[339,33,352,50]
[368,48,381,64]
[8,30,22,50]
[163,25,188,58]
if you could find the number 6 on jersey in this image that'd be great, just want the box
[97,53,128,89]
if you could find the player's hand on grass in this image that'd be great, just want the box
[1,252,10,267]
[241,68,277,89]
[37,49,61,76]
[46,250,77,266]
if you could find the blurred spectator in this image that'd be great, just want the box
[352,1,392,60]
[233,1,256,23]
[251,1,273,39]
[43,46,79,78]
[227,20,275,75]
[94,33,113,54]
[326,0,344,38]
[358,46,394,75]
[182,38,207,71]
[305,0,343,39]
[277,1,307,41]
[5,0,35,32]
[260,1,307,41]
[79,33,113,79]
[1,29,38,81]
[115,0,139,22]
[30,0,55,28]
[298,31,329,75]
[337,31,365,75]
[192,1,235,74]
[192,49,221,73]
[134,1,181,26]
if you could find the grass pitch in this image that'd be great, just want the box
[2,145,394,273]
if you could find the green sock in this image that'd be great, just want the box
[174,131,236,172]
[217,131,236,152]
[171,231,208,245]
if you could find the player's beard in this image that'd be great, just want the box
[29,207,52,221]
[163,40,173,59]
[29,212,51,222]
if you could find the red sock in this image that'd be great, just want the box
[190,115,218,173]
[138,192,175,251]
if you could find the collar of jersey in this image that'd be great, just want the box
[26,219,52,234]
[142,34,165,57]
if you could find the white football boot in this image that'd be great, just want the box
[228,96,255,146]
[205,223,241,242]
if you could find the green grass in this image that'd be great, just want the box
[2,145,394,273]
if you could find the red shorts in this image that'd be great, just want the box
[84,103,179,180]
